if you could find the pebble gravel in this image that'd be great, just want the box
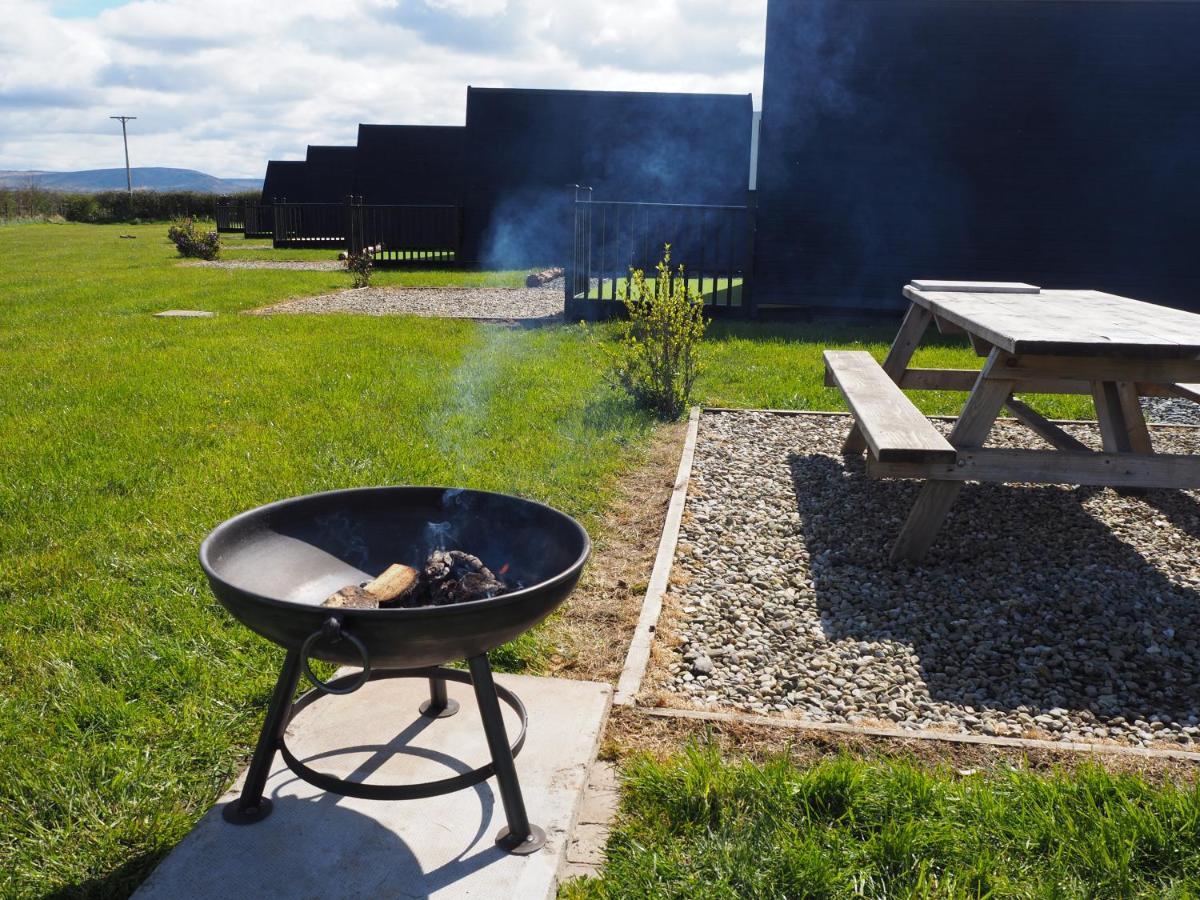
[661,410,1200,749]
[1142,396,1200,426]
[251,284,564,322]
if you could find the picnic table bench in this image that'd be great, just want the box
[825,280,1200,562]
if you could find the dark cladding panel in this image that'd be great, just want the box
[352,125,466,204]
[462,86,753,266]
[755,0,1200,313]
[304,146,357,203]
[261,161,308,204]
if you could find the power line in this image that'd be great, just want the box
[110,116,137,197]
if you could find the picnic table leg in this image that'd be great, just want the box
[844,303,933,455]
[1092,380,1153,495]
[890,349,1015,562]
[1115,381,1154,454]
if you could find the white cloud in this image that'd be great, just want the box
[0,0,766,177]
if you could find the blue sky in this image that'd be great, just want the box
[0,0,768,178]
[51,0,125,17]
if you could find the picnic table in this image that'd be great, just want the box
[824,280,1200,562]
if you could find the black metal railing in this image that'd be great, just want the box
[243,204,275,239]
[346,198,461,264]
[215,199,245,233]
[271,197,462,261]
[272,201,348,248]
[565,186,755,319]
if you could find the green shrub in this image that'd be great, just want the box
[604,244,707,420]
[345,250,374,288]
[166,218,220,260]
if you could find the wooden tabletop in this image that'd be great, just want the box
[903,285,1200,358]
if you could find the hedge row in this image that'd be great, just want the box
[0,188,262,224]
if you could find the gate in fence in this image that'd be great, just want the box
[215,199,245,233]
[565,187,756,320]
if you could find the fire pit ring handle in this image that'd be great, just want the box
[299,617,372,695]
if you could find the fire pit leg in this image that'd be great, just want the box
[419,676,460,719]
[222,648,303,825]
[467,654,547,855]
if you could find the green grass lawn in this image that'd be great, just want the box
[564,745,1200,898]
[1,222,1095,897]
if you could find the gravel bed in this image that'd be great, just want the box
[660,410,1200,749]
[1142,396,1200,425]
[180,259,342,271]
[252,284,564,322]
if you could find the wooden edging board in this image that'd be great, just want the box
[613,407,701,706]
[636,705,1200,763]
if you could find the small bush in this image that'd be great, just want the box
[345,250,374,288]
[603,244,707,420]
[166,218,220,260]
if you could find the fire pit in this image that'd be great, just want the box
[199,486,590,854]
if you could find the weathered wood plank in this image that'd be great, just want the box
[904,286,1200,358]
[889,349,1014,562]
[824,350,955,464]
[1004,396,1091,452]
[1091,381,1133,454]
[894,368,1093,395]
[909,280,1040,293]
[993,355,1200,385]
[1165,383,1200,403]
[843,302,933,455]
[933,315,967,335]
[868,447,1200,490]
[1116,381,1154,455]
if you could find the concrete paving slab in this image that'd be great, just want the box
[136,672,611,900]
[560,761,619,884]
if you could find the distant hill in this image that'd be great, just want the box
[0,168,262,194]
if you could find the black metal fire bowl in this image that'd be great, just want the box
[199,486,591,854]
[200,485,590,669]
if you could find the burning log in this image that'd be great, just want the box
[323,563,420,609]
[421,550,507,605]
[525,267,564,287]
[322,554,508,609]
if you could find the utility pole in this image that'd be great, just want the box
[110,116,137,196]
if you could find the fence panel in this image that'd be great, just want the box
[272,202,348,248]
[565,189,756,320]
[243,204,275,239]
[347,200,462,264]
[215,199,245,233]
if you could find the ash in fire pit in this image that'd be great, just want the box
[323,551,510,610]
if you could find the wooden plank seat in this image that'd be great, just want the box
[1167,383,1200,404]
[824,350,956,464]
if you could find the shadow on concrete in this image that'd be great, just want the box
[133,702,515,899]
[264,707,512,897]
[788,450,1200,724]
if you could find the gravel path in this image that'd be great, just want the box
[659,410,1200,749]
[1142,396,1200,425]
[180,259,343,271]
[251,284,564,322]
